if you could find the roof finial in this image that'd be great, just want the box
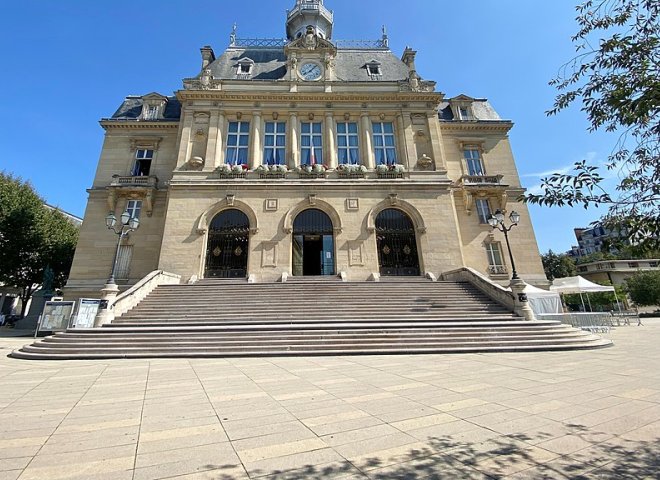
[381,25,389,48]
[230,23,237,46]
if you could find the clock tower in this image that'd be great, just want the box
[286,0,334,40]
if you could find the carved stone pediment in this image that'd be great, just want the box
[285,30,337,55]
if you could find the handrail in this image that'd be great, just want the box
[112,270,181,317]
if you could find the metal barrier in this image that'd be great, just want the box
[537,313,613,333]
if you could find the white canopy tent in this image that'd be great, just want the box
[550,275,620,311]
[507,284,562,315]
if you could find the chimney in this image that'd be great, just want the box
[401,47,417,72]
[200,46,216,70]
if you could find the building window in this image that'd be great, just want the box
[301,122,323,165]
[132,149,153,176]
[459,106,473,120]
[372,122,397,165]
[226,121,250,165]
[464,147,485,176]
[336,122,360,165]
[125,200,142,220]
[475,199,491,224]
[264,122,286,165]
[366,61,382,78]
[236,59,254,78]
[114,245,133,280]
[486,242,507,275]
[143,105,159,120]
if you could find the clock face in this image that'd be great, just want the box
[300,63,322,81]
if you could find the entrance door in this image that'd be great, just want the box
[376,208,420,276]
[292,209,335,276]
[205,209,250,278]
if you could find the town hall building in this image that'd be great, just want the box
[64,0,547,301]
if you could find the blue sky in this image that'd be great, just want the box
[0,0,618,253]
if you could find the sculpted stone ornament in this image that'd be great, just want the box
[200,68,212,89]
[418,154,433,170]
[304,26,318,50]
[188,156,204,169]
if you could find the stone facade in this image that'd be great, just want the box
[64,0,546,301]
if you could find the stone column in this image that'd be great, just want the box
[509,277,536,321]
[176,108,194,168]
[360,113,375,170]
[396,114,410,170]
[427,111,447,173]
[325,112,337,170]
[289,111,299,168]
[204,111,219,171]
[250,111,262,170]
[401,113,417,169]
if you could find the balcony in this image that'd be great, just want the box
[488,265,508,276]
[110,175,158,188]
[287,2,333,22]
[107,175,158,217]
[458,174,507,188]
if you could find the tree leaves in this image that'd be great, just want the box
[524,0,660,251]
[0,172,79,316]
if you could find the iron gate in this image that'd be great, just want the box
[376,209,420,276]
[205,209,249,278]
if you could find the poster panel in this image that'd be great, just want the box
[39,301,75,332]
[72,299,101,329]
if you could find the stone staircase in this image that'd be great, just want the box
[10,279,611,359]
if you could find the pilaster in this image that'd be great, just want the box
[360,113,375,169]
[250,111,263,169]
[289,111,299,168]
[325,112,337,169]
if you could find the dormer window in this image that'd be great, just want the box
[459,106,473,120]
[365,60,382,78]
[139,93,167,121]
[236,58,255,78]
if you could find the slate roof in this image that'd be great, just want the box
[208,47,410,82]
[109,96,181,120]
[438,99,503,122]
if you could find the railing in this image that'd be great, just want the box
[232,38,287,48]
[287,2,333,21]
[335,39,387,49]
[442,267,515,311]
[459,174,505,186]
[537,313,613,333]
[488,265,508,275]
[112,270,181,318]
[230,37,387,49]
[110,175,158,188]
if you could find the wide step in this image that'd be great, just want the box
[11,280,612,359]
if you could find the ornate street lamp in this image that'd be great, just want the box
[488,209,521,280]
[104,211,140,285]
[95,210,140,327]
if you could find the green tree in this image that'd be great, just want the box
[524,0,660,250]
[542,250,577,280]
[624,270,660,306]
[0,172,79,317]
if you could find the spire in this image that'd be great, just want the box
[286,0,334,41]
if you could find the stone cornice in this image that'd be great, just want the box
[166,178,453,191]
[176,90,443,105]
[439,121,513,133]
[99,120,179,131]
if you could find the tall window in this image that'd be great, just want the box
[125,200,142,220]
[132,149,153,176]
[486,243,506,274]
[301,122,323,165]
[372,122,397,165]
[226,121,250,165]
[459,106,473,120]
[114,245,133,280]
[464,147,484,175]
[475,199,491,224]
[336,122,359,165]
[264,122,286,165]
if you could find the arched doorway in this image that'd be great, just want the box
[376,208,420,276]
[205,209,249,278]
[292,209,335,276]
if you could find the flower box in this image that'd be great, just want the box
[376,164,405,178]
[337,164,367,178]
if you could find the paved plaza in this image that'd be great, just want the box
[0,321,659,480]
